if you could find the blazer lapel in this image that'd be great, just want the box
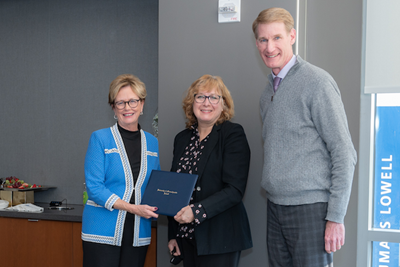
[196,123,221,183]
[172,129,192,171]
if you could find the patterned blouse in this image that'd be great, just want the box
[176,126,208,239]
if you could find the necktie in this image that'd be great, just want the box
[273,77,281,93]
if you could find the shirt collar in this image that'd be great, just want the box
[272,55,297,80]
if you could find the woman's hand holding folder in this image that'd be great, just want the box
[174,205,194,224]
[113,199,159,219]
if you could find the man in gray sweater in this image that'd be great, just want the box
[253,7,357,267]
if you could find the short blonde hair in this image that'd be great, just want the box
[252,7,294,39]
[108,74,147,106]
[182,75,234,128]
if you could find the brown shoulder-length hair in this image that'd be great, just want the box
[182,74,234,129]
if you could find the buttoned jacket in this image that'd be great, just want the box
[168,120,253,255]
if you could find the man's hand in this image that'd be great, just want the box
[325,221,345,254]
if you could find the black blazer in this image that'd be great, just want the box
[168,120,253,255]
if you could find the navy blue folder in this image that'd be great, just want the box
[141,170,198,216]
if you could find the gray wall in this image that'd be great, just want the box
[0,0,158,205]
[306,2,362,266]
[158,0,362,266]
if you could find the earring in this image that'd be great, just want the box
[114,115,117,120]
[140,111,143,115]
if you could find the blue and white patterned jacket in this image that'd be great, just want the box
[81,123,160,247]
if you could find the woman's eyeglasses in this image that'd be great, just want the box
[194,94,222,105]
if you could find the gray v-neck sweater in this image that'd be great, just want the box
[260,56,357,223]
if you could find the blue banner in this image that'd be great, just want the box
[373,106,400,230]
[372,241,399,267]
